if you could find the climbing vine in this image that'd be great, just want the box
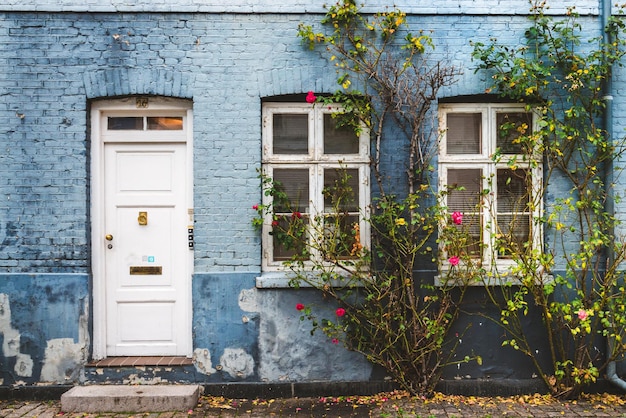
[252,0,477,397]
[472,1,626,399]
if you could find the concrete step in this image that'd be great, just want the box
[60,384,202,413]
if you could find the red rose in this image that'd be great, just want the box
[296,303,305,311]
[252,204,259,210]
[272,220,279,227]
[292,211,302,219]
[451,211,463,225]
[306,91,316,103]
[335,307,346,317]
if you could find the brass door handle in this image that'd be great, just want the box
[105,234,113,241]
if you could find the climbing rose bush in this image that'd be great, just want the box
[253,0,476,397]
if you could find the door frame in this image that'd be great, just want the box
[90,97,194,360]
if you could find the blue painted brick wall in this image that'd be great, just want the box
[0,9,611,273]
[0,0,601,15]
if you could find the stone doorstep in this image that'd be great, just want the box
[60,384,202,413]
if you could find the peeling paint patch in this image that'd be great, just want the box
[14,353,33,377]
[0,293,33,377]
[40,338,85,383]
[123,374,166,385]
[193,348,216,375]
[0,294,20,356]
[220,348,254,379]
[238,288,258,312]
[40,298,89,383]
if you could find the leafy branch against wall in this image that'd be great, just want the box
[273,0,478,397]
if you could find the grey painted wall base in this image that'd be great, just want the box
[1,379,624,401]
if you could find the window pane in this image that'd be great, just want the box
[496,214,530,258]
[446,113,481,154]
[496,112,532,154]
[324,214,360,258]
[447,169,483,257]
[497,168,531,258]
[273,114,308,154]
[324,168,359,212]
[108,117,143,130]
[324,114,359,154]
[273,169,309,213]
[452,213,483,257]
[147,116,183,130]
[446,168,482,212]
[272,169,310,261]
[497,168,529,213]
[272,214,309,261]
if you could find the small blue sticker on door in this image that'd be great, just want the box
[148,256,155,263]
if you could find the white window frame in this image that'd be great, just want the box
[261,102,370,272]
[438,103,543,278]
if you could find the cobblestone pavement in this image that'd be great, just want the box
[3,393,626,417]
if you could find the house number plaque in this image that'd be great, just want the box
[130,266,162,275]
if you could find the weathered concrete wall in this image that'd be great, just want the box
[0,274,88,385]
[192,273,373,383]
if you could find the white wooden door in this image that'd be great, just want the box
[104,142,189,356]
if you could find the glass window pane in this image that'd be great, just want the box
[324,114,360,154]
[147,116,183,130]
[497,168,531,258]
[496,214,530,258]
[451,213,483,257]
[496,112,532,154]
[273,169,309,214]
[447,169,483,258]
[497,168,529,213]
[273,114,308,154]
[324,214,360,258]
[446,113,481,154]
[108,117,143,130]
[273,214,309,261]
[446,168,482,212]
[324,168,359,212]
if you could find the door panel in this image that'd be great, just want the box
[104,143,188,356]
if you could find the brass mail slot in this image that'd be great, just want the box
[130,266,162,275]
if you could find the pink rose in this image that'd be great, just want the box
[451,211,463,225]
[296,303,305,311]
[448,256,460,266]
[332,338,339,344]
[336,307,346,317]
[577,309,588,320]
[252,204,259,210]
[306,91,317,103]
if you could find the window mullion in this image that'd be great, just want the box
[311,165,323,262]
[310,107,319,160]
[261,165,274,265]
[483,162,496,268]
[484,108,493,158]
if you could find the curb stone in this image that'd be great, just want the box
[2,395,626,417]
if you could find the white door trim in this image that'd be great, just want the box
[90,97,194,360]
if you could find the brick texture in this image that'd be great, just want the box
[0,8,617,274]
[0,0,601,15]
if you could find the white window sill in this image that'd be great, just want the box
[255,272,365,289]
